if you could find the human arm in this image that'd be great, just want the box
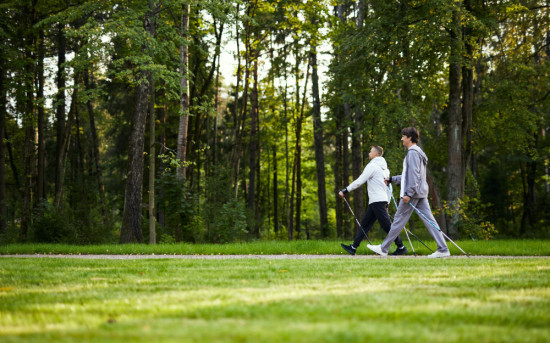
[345,163,375,193]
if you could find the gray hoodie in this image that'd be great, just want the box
[391,145,429,199]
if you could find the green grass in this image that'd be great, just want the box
[1,239,549,256]
[0,257,549,342]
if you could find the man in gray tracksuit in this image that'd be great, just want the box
[366,127,451,258]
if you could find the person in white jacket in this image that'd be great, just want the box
[339,146,407,256]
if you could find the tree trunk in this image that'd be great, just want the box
[342,103,351,239]
[334,107,343,238]
[231,3,242,198]
[446,9,462,239]
[158,103,167,228]
[36,30,46,204]
[0,64,6,234]
[520,151,537,235]
[273,147,279,233]
[284,65,291,238]
[84,69,108,223]
[310,48,328,238]
[148,0,158,244]
[295,60,310,239]
[120,9,155,243]
[55,23,66,202]
[462,0,474,188]
[248,49,259,226]
[120,78,149,244]
[21,8,36,239]
[176,3,190,180]
[148,76,156,244]
[351,108,364,225]
[54,80,77,207]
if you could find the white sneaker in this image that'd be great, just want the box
[366,244,388,257]
[427,250,451,258]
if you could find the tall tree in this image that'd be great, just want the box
[310,46,328,238]
[54,22,66,204]
[36,30,46,204]
[0,59,6,235]
[120,1,157,243]
[176,1,191,180]
[446,6,463,239]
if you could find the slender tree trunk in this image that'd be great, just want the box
[289,154,296,240]
[21,3,37,239]
[334,108,343,238]
[336,5,353,239]
[54,80,77,207]
[342,103,351,239]
[520,149,537,235]
[36,30,46,203]
[158,103,167,228]
[295,60,310,240]
[149,76,156,244]
[84,70,108,222]
[351,108,364,223]
[284,68,290,238]
[310,48,328,238]
[213,38,221,170]
[148,0,158,244]
[248,48,259,223]
[233,6,251,200]
[0,64,5,234]
[446,8,462,239]
[22,113,33,241]
[231,3,242,197]
[176,3,190,180]
[273,147,279,233]
[55,23,66,202]
[120,9,154,243]
[462,0,474,188]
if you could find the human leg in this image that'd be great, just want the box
[379,199,414,253]
[371,202,405,248]
[414,198,449,253]
[352,205,377,247]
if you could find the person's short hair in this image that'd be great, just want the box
[401,127,419,143]
[372,145,384,156]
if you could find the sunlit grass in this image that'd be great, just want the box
[0,257,549,342]
[1,239,549,256]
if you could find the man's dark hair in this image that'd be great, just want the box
[373,145,384,156]
[401,127,419,143]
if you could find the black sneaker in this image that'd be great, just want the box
[340,243,357,256]
[390,246,408,256]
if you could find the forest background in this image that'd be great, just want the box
[1,0,549,245]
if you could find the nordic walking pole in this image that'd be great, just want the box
[408,202,470,257]
[342,196,372,244]
[389,190,435,254]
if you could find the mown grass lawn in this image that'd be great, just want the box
[2,239,550,256]
[0,256,549,343]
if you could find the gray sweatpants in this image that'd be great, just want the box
[381,197,449,253]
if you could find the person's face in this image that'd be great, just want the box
[401,135,412,148]
[369,147,379,160]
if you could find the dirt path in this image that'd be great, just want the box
[1,254,548,259]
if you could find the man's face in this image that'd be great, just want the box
[401,135,412,147]
[368,147,378,160]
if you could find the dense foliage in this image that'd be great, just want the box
[0,0,549,244]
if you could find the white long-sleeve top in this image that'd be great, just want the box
[345,156,391,204]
